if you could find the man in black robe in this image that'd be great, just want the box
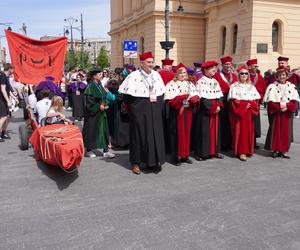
[118,51,166,174]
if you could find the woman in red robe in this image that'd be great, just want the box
[264,66,300,158]
[164,63,200,165]
[228,65,260,161]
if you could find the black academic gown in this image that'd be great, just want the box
[219,93,231,150]
[72,87,85,118]
[194,98,221,158]
[124,95,166,167]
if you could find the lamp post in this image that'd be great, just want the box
[80,13,84,69]
[64,17,78,69]
[160,0,184,58]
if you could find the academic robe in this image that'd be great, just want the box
[214,71,238,150]
[165,80,200,159]
[159,70,175,85]
[159,70,174,153]
[194,76,224,158]
[82,81,115,151]
[228,82,260,156]
[264,81,300,152]
[69,81,86,118]
[106,79,130,147]
[119,69,166,167]
[250,73,266,138]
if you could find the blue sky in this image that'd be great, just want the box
[0,0,110,60]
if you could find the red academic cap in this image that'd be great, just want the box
[246,59,258,66]
[237,65,249,73]
[139,51,154,61]
[201,60,218,69]
[173,63,186,72]
[161,58,174,66]
[277,56,289,62]
[220,56,233,64]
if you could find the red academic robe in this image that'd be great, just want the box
[229,99,259,156]
[208,99,224,155]
[159,70,175,85]
[214,71,238,94]
[265,101,297,152]
[250,73,266,101]
[168,94,199,158]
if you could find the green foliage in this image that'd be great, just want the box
[65,50,92,70]
[96,47,110,69]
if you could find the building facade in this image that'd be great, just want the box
[109,0,300,72]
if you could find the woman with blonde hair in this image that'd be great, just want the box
[228,65,260,161]
[46,95,70,125]
[164,63,200,166]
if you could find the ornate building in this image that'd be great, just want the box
[109,0,300,71]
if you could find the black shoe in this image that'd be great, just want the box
[254,145,260,149]
[171,158,181,166]
[271,151,279,158]
[181,157,193,164]
[195,156,206,161]
[0,137,5,142]
[279,152,290,159]
[213,154,224,159]
[153,165,162,174]
[1,133,11,139]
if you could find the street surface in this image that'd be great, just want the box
[1,109,300,250]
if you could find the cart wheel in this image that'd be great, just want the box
[19,124,29,150]
[23,107,29,120]
[74,121,83,132]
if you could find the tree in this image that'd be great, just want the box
[65,50,91,70]
[96,46,110,69]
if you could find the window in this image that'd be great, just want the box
[232,24,238,54]
[272,21,279,52]
[221,27,226,55]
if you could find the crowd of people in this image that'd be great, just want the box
[0,53,299,175]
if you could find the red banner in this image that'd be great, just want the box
[5,30,67,84]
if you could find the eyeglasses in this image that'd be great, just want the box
[239,72,249,75]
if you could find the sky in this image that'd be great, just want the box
[0,0,110,61]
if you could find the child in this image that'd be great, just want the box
[46,96,70,125]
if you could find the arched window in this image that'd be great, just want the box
[140,37,145,54]
[272,21,279,52]
[221,27,226,55]
[232,24,238,54]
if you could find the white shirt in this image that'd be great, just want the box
[101,77,110,87]
[28,93,37,112]
[36,98,51,124]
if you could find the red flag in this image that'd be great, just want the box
[5,30,67,84]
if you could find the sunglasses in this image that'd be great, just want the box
[239,72,249,75]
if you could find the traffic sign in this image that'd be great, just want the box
[123,40,137,58]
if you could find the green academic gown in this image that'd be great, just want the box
[82,81,115,151]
